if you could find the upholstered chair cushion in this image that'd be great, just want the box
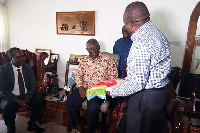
[82,100,110,113]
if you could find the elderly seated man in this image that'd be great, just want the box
[65,39,118,133]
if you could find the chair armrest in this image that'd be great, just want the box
[166,98,184,133]
[108,97,128,133]
[36,52,48,93]
[36,52,48,80]
[166,98,184,119]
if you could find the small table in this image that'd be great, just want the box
[43,90,70,127]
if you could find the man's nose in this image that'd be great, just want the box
[20,56,25,60]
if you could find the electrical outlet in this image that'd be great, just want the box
[169,41,180,46]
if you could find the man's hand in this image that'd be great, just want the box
[78,86,86,100]
[114,77,124,84]
[106,91,110,96]
[16,99,29,112]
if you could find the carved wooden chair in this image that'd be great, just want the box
[0,49,48,119]
[186,75,200,133]
[65,52,120,133]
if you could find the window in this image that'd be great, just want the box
[0,3,9,52]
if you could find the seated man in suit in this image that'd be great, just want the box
[0,47,45,133]
[65,39,118,133]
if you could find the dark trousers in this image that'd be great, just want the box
[65,87,104,133]
[127,86,170,133]
[0,91,45,133]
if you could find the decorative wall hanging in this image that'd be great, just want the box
[56,11,95,35]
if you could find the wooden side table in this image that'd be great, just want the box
[43,97,70,127]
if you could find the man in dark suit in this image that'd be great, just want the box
[0,47,45,133]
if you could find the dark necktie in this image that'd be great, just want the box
[17,69,25,100]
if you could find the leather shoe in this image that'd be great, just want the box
[27,122,45,132]
[7,126,16,133]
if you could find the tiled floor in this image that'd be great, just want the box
[1,111,200,133]
[0,115,77,133]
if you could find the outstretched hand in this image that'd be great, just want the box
[106,91,110,96]
[113,77,124,84]
[78,86,86,100]
[105,78,124,97]
[16,99,29,112]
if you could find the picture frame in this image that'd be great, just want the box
[35,48,51,65]
[50,53,59,65]
[64,61,79,91]
[69,54,87,63]
[56,11,95,35]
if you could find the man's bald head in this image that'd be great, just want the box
[123,1,150,25]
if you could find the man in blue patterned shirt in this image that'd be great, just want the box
[107,2,171,133]
[113,25,132,79]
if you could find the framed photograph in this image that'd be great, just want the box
[50,53,59,65]
[64,61,79,91]
[35,48,51,65]
[69,54,87,63]
[56,11,95,35]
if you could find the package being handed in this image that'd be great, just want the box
[86,78,124,101]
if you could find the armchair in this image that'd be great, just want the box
[65,52,120,132]
[0,49,48,117]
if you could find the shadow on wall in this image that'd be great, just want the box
[151,10,184,68]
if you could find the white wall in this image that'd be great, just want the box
[5,0,199,88]
[0,0,5,3]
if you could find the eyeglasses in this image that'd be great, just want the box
[132,16,150,23]
[15,55,25,60]
[86,47,99,51]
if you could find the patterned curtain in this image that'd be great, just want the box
[0,3,9,52]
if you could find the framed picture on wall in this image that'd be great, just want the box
[56,11,95,35]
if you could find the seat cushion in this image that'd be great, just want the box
[82,100,110,113]
[102,52,119,67]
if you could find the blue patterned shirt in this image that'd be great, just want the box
[113,38,132,79]
[110,21,171,97]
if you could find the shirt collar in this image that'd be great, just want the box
[86,52,103,61]
[12,64,22,71]
[131,21,152,41]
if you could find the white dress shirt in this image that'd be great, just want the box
[12,65,27,95]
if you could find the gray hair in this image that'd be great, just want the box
[86,38,100,48]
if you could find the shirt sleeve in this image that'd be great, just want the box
[75,60,84,88]
[107,57,118,79]
[110,44,151,97]
[0,64,18,101]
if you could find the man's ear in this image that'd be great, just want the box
[128,22,133,28]
[127,22,135,33]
